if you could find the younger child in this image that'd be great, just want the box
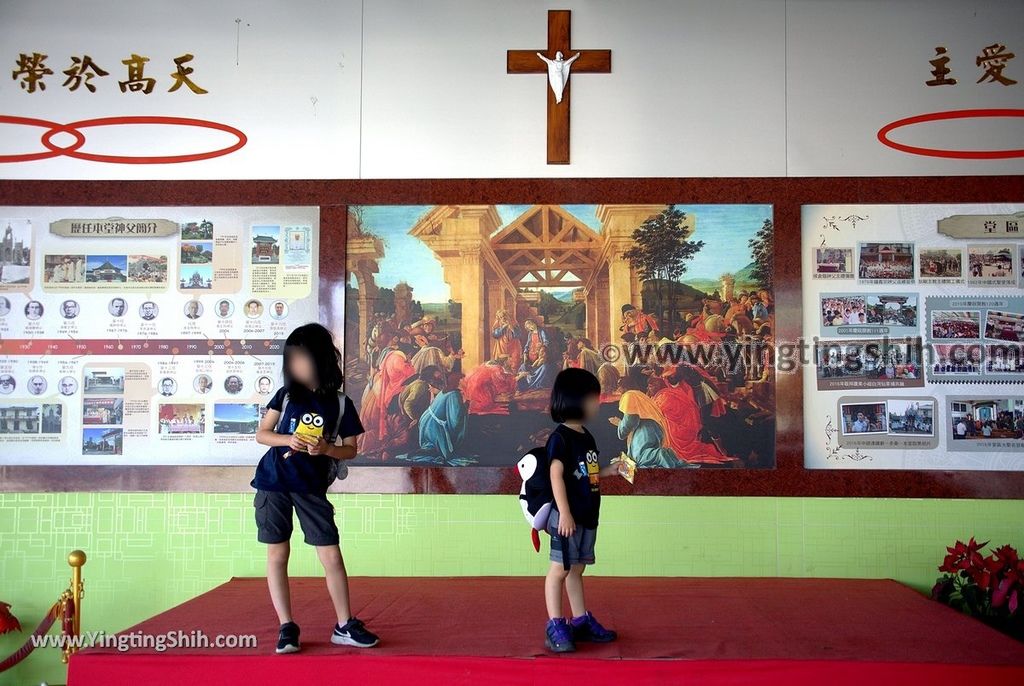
[252,323,379,653]
[544,367,626,653]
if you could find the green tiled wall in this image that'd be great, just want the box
[1,494,1023,684]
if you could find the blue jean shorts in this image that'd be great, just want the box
[547,509,596,565]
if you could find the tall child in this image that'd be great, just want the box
[252,323,379,653]
[544,367,626,653]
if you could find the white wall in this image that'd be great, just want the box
[0,0,1021,179]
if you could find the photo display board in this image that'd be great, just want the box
[0,206,319,465]
[802,203,1024,471]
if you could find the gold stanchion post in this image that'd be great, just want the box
[64,550,86,663]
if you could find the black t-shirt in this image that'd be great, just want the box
[251,387,363,495]
[546,424,601,529]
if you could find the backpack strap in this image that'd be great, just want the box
[331,392,346,442]
[275,392,290,433]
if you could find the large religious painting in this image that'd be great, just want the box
[345,204,775,468]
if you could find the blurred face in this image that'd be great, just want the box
[218,302,229,315]
[226,377,242,393]
[186,302,199,315]
[287,348,316,386]
[258,377,272,393]
[582,393,600,422]
[142,303,155,317]
[161,380,174,393]
[112,299,125,315]
[27,302,42,317]
[60,378,75,394]
[274,303,284,315]
[525,320,537,332]
[246,302,259,315]
[30,377,45,394]
[63,301,79,317]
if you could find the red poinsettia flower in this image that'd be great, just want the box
[0,602,21,635]
[940,537,990,573]
[989,545,1022,612]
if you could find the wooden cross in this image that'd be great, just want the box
[507,10,611,165]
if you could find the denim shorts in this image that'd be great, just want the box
[253,489,339,546]
[547,509,596,565]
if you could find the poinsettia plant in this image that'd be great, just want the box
[932,538,1024,639]
[0,602,20,635]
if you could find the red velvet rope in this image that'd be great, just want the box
[0,602,62,673]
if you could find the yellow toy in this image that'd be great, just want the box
[284,412,325,458]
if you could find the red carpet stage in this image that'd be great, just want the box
[69,577,1024,685]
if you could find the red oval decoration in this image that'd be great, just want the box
[877,109,1024,160]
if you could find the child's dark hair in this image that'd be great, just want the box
[550,368,601,423]
[283,323,344,397]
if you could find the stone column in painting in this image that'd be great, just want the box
[596,205,667,340]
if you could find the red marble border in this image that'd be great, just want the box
[0,177,1022,497]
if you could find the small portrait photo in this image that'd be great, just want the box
[931,311,981,340]
[0,374,16,395]
[256,375,274,395]
[840,401,888,435]
[251,226,281,264]
[985,344,1024,374]
[269,300,288,320]
[180,265,213,290]
[0,219,32,285]
[41,404,62,434]
[86,255,128,283]
[887,399,934,436]
[108,297,128,317]
[180,219,214,241]
[158,377,178,397]
[60,299,80,319]
[215,299,234,319]
[985,310,1024,343]
[139,301,159,321]
[83,397,124,425]
[44,254,86,283]
[815,247,853,276]
[193,374,213,394]
[224,375,244,395]
[213,403,260,434]
[27,375,47,396]
[58,376,79,396]
[24,300,44,320]
[180,241,213,265]
[968,245,1014,283]
[128,255,168,284]
[82,427,122,455]
[821,296,866,328]
[919,248,963,279]
[83,368,124,395]
[159,403,206,435]
[865,294,917,327]
[183,300,203,320]
[0,296,10,317]
[0,404,39,434]
[858,243,914,281]
[932,344,982,376]
[243,299,263,319]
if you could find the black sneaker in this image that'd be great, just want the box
[331,617,379,648]
[275,621,300,654]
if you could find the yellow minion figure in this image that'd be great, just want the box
[284,412,325,458]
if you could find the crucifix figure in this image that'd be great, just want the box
[536,51,579,104]
[508,10,611,164]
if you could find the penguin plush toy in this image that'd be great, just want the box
[516,447,554,553]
